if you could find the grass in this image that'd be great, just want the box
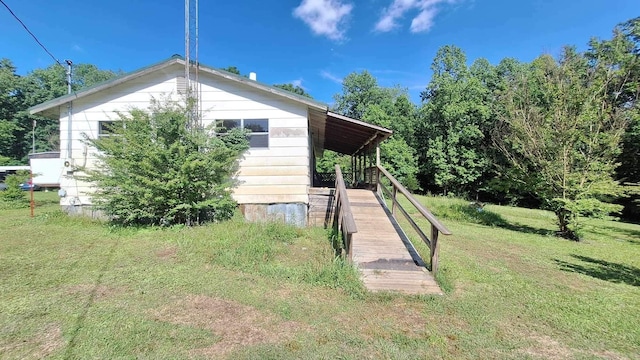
[1,192,639,359]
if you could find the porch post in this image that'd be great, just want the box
[376,142,381,190]
[360,152,365,184]
[368,148,372,184]
[351,155,355,186]
[358,152,362,184]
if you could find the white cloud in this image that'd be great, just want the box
[410,6,438,32]
[293,0,353,41]
[320,70,343,84]
[374,0,454,33]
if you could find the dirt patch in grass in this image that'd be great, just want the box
[35,324,63,358]
[152,294,309,357]
[0,323,64,359]
[589,350,628,360]
[519,334,575,360]
[520,333,575,359]
[340,298,433,340]
[155,246,178,261]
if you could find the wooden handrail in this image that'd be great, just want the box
[376,166,451,235]
[333,165,357,261]
[374,165,451,273]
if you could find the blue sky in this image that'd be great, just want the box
[1,0,638,104]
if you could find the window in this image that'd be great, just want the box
[98,121,119,137]
[216,119,269,148]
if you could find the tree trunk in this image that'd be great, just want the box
[555,208,579,241]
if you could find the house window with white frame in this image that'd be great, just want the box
[98,121,118,137]
[215,119,269,148]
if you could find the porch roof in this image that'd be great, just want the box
[310,109,393,156]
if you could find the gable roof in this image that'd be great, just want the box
[29,55,391,155]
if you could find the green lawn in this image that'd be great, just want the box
[1,192,639,359]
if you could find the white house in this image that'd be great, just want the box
[29,55,392,226]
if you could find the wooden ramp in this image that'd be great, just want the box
[346,189,443,295]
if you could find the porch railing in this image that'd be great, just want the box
[315,171,353,188]
[370,165,452,274]
[333,165,357,261]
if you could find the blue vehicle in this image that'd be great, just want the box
[19,182,41,191]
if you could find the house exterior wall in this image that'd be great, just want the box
[59,69,178,208]
[58,63,310,224]
[198,75,310,205]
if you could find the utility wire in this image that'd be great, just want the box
[0,0,63,67]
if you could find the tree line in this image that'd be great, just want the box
[325,17,639,238]
[0,61,120,163]
[0,17,638,236]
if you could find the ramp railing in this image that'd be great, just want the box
[372,165,452,273]
[333,165,357,261]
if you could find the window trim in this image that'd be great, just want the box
[98,121,117,137]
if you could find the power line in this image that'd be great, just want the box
[0,0,63,67]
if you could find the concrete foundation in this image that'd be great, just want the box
[61,205,107,220]
[240,203,308,227]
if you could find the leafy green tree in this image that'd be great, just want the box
[0,61,119,162]
[0,171,29,205]
[18,64,119,158]
[221,65,314,99]
[83,98,249,226]
[494,48,629,240]
[588,17,640,220]
[361,102,419,189]
[0,59,23,159]
[333,71,399,120]
[418,46,491,196]
[332,71,419,190]
[273,83,313,98]
[221,66,241,75]
[316,150,351,174]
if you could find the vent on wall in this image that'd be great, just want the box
[177,76,187,94]
[177,76,199,95]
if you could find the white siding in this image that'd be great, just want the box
[197,75,309,204]
[59,63,310,207]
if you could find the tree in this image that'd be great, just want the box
[332,71,420,190]
[0,171,29,205]
[418,46,491,196]
[0,59,23,159]
[221,65,314,99]
[221,66,241,75]
[0,61,119,162]
[493,48,629,240]
[273,83,312,98]
[17,64,120,159]
[333,71,398,120]
[316,149,351,173]
[589,17,640,221]
[83,98,249,226]
[361,101,419,190]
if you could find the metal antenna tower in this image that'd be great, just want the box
[185,0,201,127]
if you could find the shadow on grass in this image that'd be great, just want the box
[453,204,554,236]
[554,255,640,287]
[598,225,640,245]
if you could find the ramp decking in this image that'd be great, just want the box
[346,189,443,295]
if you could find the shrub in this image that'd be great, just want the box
[0,171,29,204]
[83,98,249,226]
